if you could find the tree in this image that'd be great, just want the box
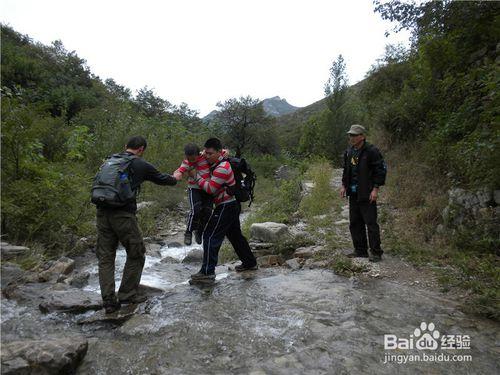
[324,54,348,113]
[213,96,276,157]
[134,86,172,118]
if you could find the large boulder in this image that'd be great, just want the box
[1,244,30,261]
[1,337,88,374]
[182,248,203,263]
[250,222,291,243]
[38,257,75,282]
[39,289,102,313]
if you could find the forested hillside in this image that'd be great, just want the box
[1,0,498,317]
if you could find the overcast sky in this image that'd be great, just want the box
[1,0,409,116]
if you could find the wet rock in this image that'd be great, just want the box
[78,304,139,325]
[1,337,88,374]
[137,284,164,297]
[182,249,203,263]
[66,272,91,288]
[38,257,75,282]
[1,262,25,288]
[146,243,162,257]
[293,246,322,259]
[160,256,180,264]
[257,255,283,268]
[250,222,290,243]
[285,258,302,270]
[168,241,183,248]
[1,244,30,261]
[39,289,102,313]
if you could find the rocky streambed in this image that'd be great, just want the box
[1,203,499,374]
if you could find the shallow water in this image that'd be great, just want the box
[2,247,499,374]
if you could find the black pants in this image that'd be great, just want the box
[201,200,256,274]
[186,188,213,233]
[348,195,383,256]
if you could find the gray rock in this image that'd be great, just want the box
[78,304,139,325]
[249,242,274,250]
[1,337,88,374]
[1,262,25,288]
[285,258,302,270]
[160,256,180,264]
[1,244,29,261]
[39,289,102,313]
[304,259,329,269]
[136,201,155,211]
[334,219,349,225]
[182,249,203,263]
[168,241,183,248]
[250,222,290,243]
[66,272,90,288]
[38,257,75,282]
[146,243,162,257]
[293,246,322,259]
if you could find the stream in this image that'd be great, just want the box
[2,237,499,374]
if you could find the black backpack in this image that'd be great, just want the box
[214,157,256,207]
[91,153,138,208]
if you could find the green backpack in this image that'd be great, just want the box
[91,153,138,208]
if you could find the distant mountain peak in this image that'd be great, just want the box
[261,96,299,117]
[203,96,299,121]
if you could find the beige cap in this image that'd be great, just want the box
[347,124,366,135]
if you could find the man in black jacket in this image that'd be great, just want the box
[340,125,386,262]
[95,136,177,313]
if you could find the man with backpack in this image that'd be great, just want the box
[340,125,387,262]
[92,136,177,313]
[187,138,257,283]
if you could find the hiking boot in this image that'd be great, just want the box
[103,300,121,314]
[347,251,369,258]
[184,231,192,246]
[369,254,382,262]
[194,230,203,244]
[235,263,258,272]
[190,271,216,282]
[119,294,148,305]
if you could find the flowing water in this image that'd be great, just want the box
[2,243,499,374]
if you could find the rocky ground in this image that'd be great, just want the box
[1,170,498,374]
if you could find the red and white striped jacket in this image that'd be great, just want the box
[175,150,228,189]
[196,157,236,206]
[175,155,209,189]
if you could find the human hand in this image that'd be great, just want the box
[340,186,346,198]
[369,188,379,203]
[173,171,183,181]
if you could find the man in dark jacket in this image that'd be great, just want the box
[340,125,386,262]
[95,136,177,313]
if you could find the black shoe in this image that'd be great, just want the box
[235,263,258,272]
[104,301,121,314]
[194,230,203,244]
[369,254,382,262]
[184,231,192,246]
[347,251,369,258]
[119,295,148,305]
